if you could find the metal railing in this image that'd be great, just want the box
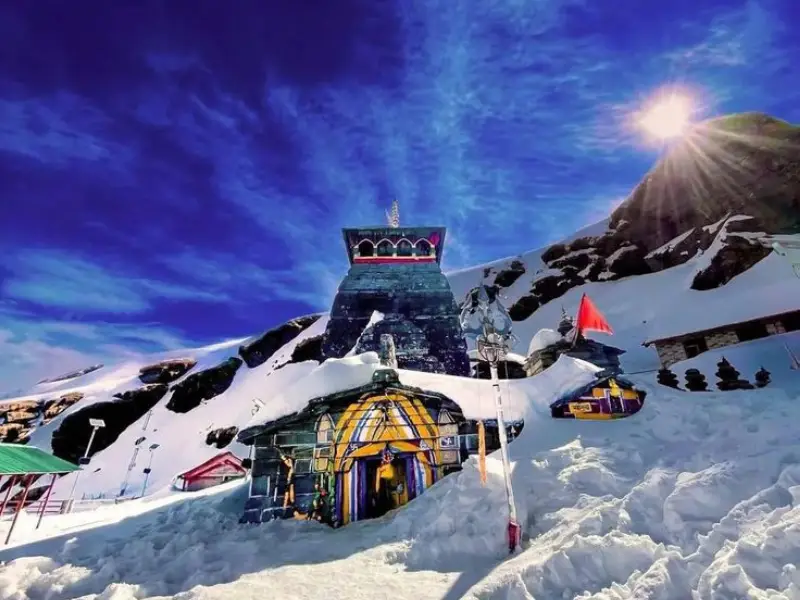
[1,495,140,517]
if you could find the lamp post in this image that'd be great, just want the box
[141,443,160,497]
[460,285,521,553]
[66,418,105,512]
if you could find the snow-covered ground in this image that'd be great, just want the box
[1,213,798,598]
[2,343,799,599]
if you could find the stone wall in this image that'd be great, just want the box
[767,320,787,335]
[654,314,795,367]
[654,340,688,368]
[322,262,470,376]
[706,330,739,350]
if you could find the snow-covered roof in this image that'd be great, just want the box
[239,352,602,439]
[467,349,526,364]
[645,253,800,343]
[528,328,563,355]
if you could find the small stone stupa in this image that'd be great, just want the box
[524,307,626,376]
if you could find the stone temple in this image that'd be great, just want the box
[321,205,470,376]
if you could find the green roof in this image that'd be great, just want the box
[0,444,80,476]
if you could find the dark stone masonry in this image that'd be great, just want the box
[321,226,471,376]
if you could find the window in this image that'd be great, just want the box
[781,312,800,332]
[357,240,374,257]
[416,240,431,256]
[294,459,313,474]
[397,240,413,256]
[376,240,394,257]
[316,414,335,444]
[462,434,479,451]
[682,336,708,358]
[274,431,317,447]
[440,450,459,464]
[735,322,769,342]
[250,475,270,497]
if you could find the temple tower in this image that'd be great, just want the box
[321,201,470,376]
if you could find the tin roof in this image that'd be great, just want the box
[0,444,80,475]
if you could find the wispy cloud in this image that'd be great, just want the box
[3,250,229,314]
[0,308,197,393]
[0,0,795,391]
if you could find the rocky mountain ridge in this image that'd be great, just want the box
[0,113,797,501]
[477,112,799,322]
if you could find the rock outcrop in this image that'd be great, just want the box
[139,358,197,385]
[691,234,772,290]
[239,315,321,368]
[205,426,239,449]
[0,392,85,443]
[166,357,243,413]
[502,113,800,321]
[51,384,168,463]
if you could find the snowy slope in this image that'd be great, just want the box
[1,214,797,503]
[0,212,798,598]
[1,346,798,599]
[448,218,800,373]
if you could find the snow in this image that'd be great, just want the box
[2,363,799,599]
[241,353,600,434]
[467,349,526,364]
[606,244,637,264]
[528,328,563,354]
[2,210,800,598]
[647,252,800,342]
[645,228,695,259]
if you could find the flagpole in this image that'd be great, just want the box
[460,286,521,554]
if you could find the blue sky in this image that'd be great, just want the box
[1,0,798,390]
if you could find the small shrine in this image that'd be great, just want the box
[524,307,625,376]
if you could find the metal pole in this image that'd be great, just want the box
[66,425,99,512]
[489,360,520,553]
[0,475,17,516]
[141,451,156,497]
[35,473,57,530]
[5,474,33,545]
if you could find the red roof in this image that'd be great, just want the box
[178,452,245,482]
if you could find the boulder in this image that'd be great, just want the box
[239,315,321,368]
[508,294,540,322]
[51,384,168,464]
[139,358,197,385]
[493,259,526,288]
[42,392,84,422]
[166,357,243,413]
[691,235,772,290]
[205,426,239,449]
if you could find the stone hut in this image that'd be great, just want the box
[644,309,800,367]
[524,310,625,377]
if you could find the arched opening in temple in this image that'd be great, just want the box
[376,239,394,257]
[358,240,375,257]
[396,239,413,257]
[416,239,432,256]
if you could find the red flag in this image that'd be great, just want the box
[574,293,613,338]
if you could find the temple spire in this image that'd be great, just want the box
[385,198,400,228]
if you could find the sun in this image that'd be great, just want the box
[636,91,694,141]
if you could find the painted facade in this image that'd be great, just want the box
[646,310,800,367]
[238,369,521,526]
[550,374,645,420]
